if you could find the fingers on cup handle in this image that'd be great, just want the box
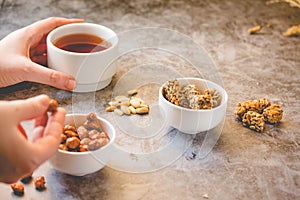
[27,62,76,90]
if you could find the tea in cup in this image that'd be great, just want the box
[47,23,118,92]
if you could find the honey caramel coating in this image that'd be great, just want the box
[235,98,271,121]
[60,113,110,152]
[79,144,88,152]
[47,99,58,113]
[11,182,24,196]
[66,137,81,149]
[61,133,67,143]
[59,144,68,151]
[34,176,46,191]
[242,111,265,132]
[64,130,78,138]
[263,104,283,124]
[63,124,77,132]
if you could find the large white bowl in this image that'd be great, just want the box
[49,114,116,176]
[159,78,228,134]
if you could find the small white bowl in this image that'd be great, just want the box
[49,114,116,176]
[159,78,228,134]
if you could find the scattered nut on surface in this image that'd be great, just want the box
[283,25,300,37]
[47,99,58,113]
[11,182,24,196]
[106,89,150,115]
[20,174,33,184]
[127,89,138,96]
[248,25,262,34]
[34,176,46,191]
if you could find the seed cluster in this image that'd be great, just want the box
[162,78,222,110]
[106,89,150,115]
[59,113,110,152]
[235,98,283,132]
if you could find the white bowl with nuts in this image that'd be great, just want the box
[49,113,116,176]
[159,78,228,134]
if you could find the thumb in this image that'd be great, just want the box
[9,94,50,122]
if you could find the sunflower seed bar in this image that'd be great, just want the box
[180,84,200,108]
[210,88,222,108]
[235,98,271,120]
[163,79,181,106]
[188,89,212,110]
[162,78,221,110]
[242,111,265,132]
[263,104,283,124]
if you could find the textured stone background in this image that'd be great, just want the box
[0,0,299,199]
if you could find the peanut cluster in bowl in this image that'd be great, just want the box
[59,113,110,152]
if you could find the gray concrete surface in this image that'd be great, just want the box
[0,0,299,199]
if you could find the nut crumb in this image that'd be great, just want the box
[11,182,24,196]
[248,25,262,34]
[34,176,46,191]
[283,25,300,37]
[203,194,209,199]
[127,89,138,96]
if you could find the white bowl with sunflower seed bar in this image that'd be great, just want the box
[49,113,116,176]
[159,78,228,134]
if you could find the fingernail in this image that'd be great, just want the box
[66,79,76,90]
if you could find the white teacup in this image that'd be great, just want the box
[47,23,118,92]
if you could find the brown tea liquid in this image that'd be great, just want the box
[53,33,111,53]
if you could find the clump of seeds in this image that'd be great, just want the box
[235,98,283,132]
[106,89,150,115]
[162,78,222,110]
